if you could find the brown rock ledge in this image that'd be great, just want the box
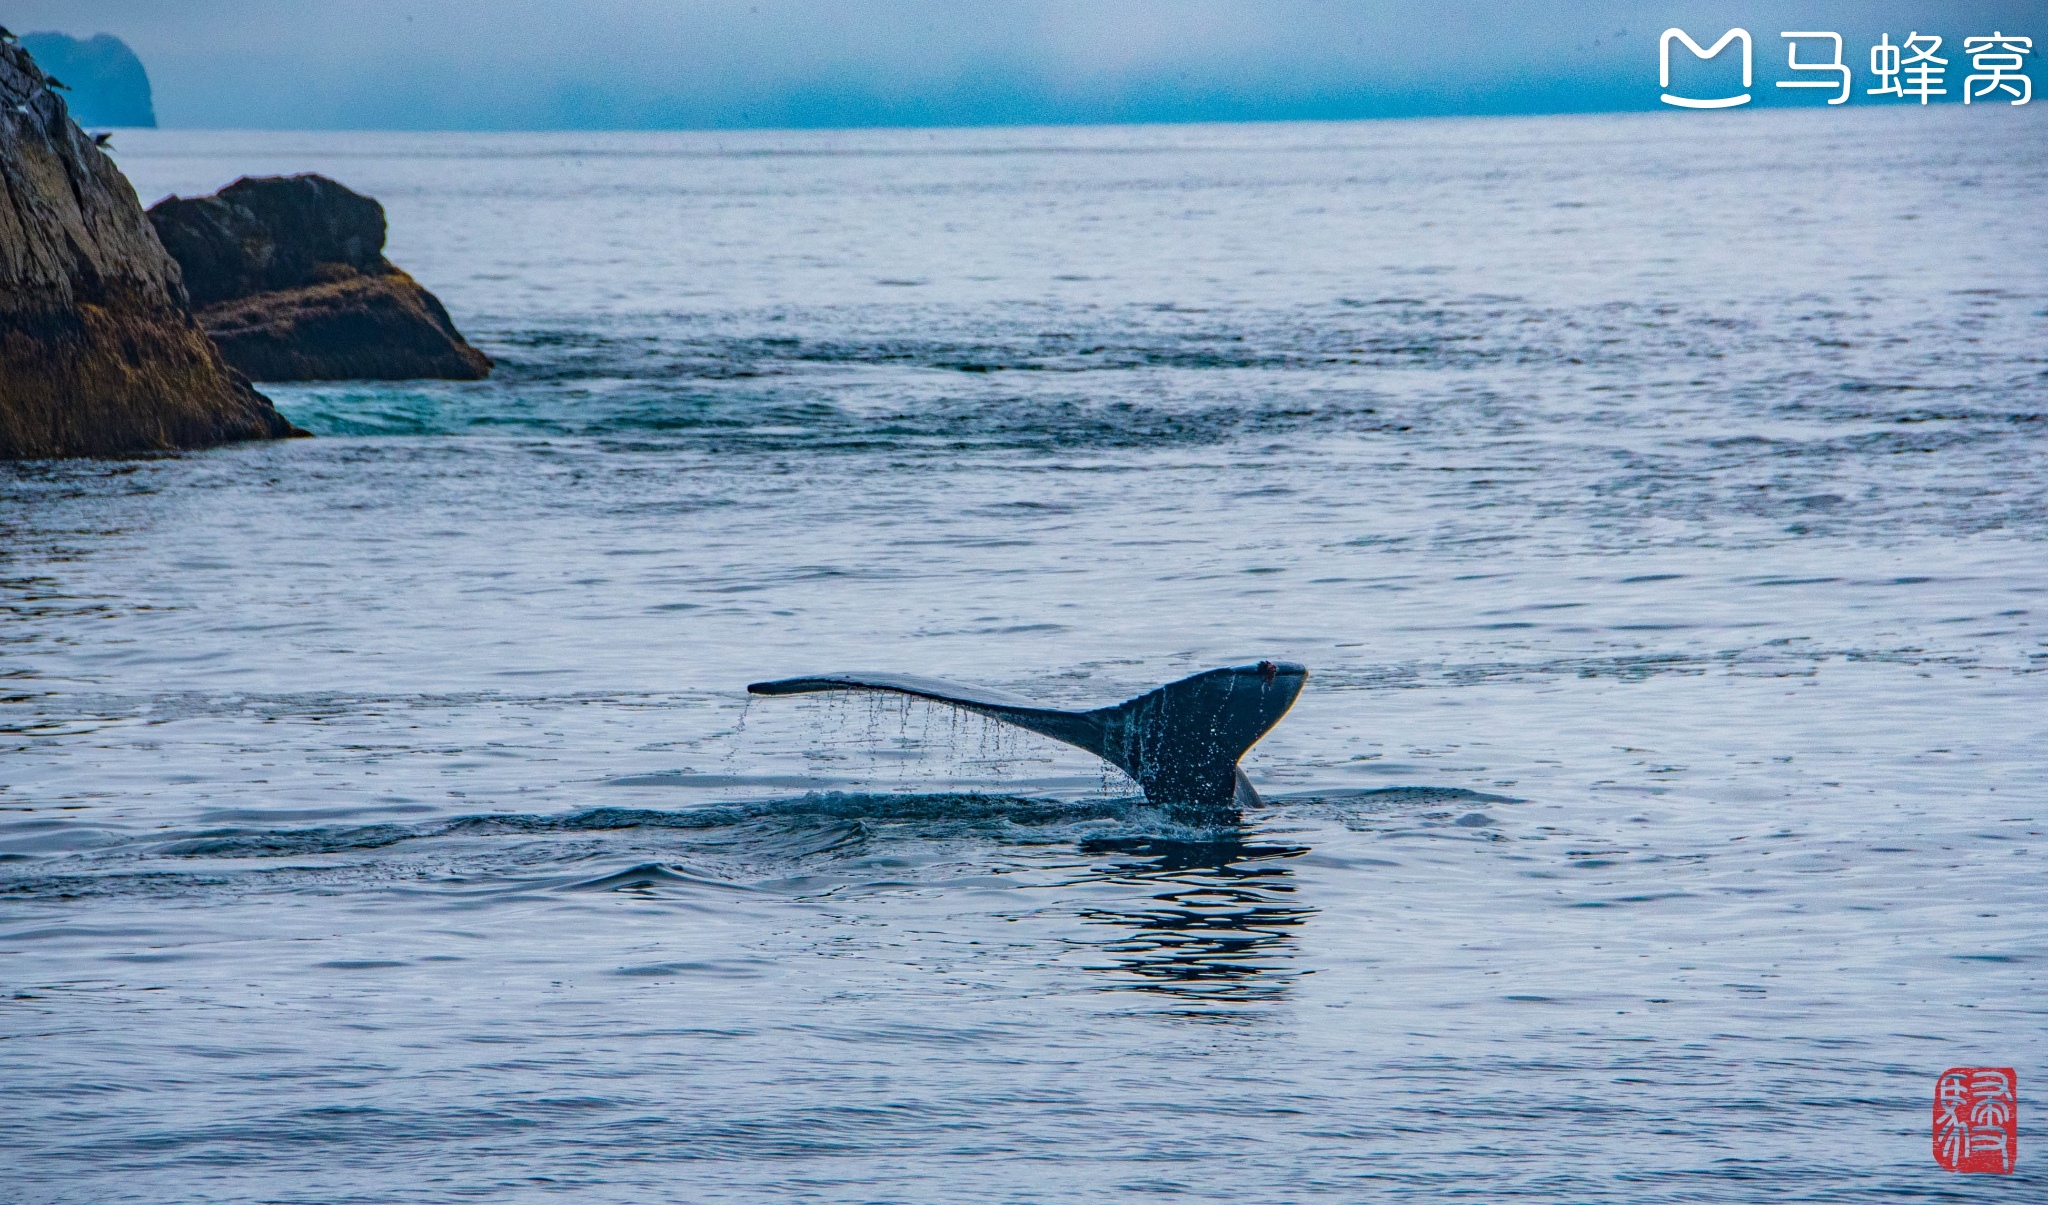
[198,269,494,382]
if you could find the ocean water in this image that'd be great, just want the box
[3,108,2046,1201]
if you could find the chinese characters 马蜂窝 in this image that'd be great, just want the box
[1660,28,2031,108]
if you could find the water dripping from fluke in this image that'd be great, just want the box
[747,662,1307,827]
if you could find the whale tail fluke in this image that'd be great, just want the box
[746,661,1307,825]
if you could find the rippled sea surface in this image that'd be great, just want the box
[4,110,2046,1201]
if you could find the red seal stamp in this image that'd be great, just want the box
[1933,1067,2017,1174]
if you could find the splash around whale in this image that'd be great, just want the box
[747,662,1308,826]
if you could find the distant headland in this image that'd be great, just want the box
[17,31,154,128]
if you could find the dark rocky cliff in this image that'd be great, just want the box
[150,174,388,308]
[148,176,491,382]
[17,32,156,128]
[0,40,298,459]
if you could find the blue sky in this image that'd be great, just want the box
[10,1,2042,129]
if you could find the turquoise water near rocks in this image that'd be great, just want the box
[3,108,2045,1200]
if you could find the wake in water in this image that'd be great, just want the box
[0,785,1512,905]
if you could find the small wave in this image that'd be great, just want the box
[605,772,853,788]
[118,792,1146,866]
[450,791,1132,837]
[1266,786,1518,806]
[558,862,753,893]
[154,824,420,857]
[611,959,768,978]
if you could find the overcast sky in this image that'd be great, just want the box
[9,1,2041,129]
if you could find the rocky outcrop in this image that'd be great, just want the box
[147,175,491,382]
[193,269,492,383]
[1,40,299,460]
[149,174,388,308]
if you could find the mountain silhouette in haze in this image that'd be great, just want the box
[20,32,155,128]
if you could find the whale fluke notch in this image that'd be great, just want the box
[746,662,1307,825]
